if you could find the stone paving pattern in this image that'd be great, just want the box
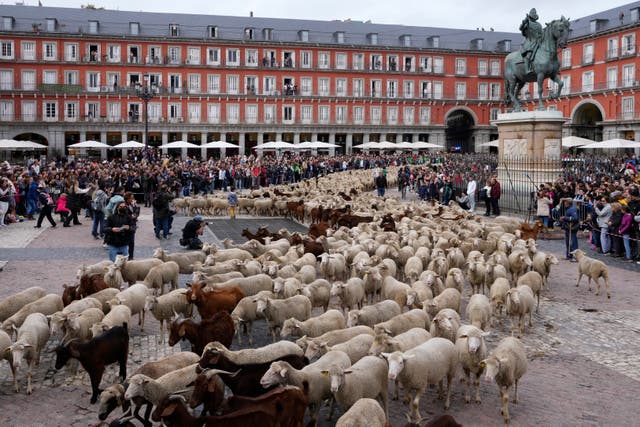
[0,200,639,426]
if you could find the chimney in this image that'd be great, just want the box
[250,11,254,17]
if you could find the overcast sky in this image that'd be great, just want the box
[23,0,635,32]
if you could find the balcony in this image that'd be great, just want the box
[621,46,636,57]
[581,55,594,65]
[39,84,83,94]
[605,48,619,61]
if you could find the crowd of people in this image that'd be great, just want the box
[0,149,639,263]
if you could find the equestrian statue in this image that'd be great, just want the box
[504,10,571,111]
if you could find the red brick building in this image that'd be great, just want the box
[0,3,638,158]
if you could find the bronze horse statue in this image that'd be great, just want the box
[504,16,571,111]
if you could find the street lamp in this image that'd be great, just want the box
[137,73,154,149]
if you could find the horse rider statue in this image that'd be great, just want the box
[519,8,544,74]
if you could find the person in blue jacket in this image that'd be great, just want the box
[561,198,579,261]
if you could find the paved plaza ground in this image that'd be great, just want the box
[0,196,639,426]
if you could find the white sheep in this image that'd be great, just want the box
[143,261,180,295]
[230,290,273,346]
[301,279,332,312]
[429,308,461,342]
[335,398,386,427]
[0,287,47,323]
[294,264,317,284]
[374,309,430,337]
[303,326,375,361]
[361,266,384,303]
[419,270,445,296]
[62,308,105,343]
[144,289,193,343]
[406,280,434,309]
[86,288,120,312]
[466,261,488,295]
[319,253,348,281]
[49,297,102,338]
[9,312,50,394]
[572,249,611,298]
[207,246,254,263]
[489,277,511,320]
[381,337,457,422]
[280,309,345,339]
[505,285,534,338]
[214,274,273,296]
[532,251,559,287]
[124,363,202,407]
[273,277,303,299]
[507,250,532,283]
[2,294,63,337]
[422,288,461,318]
[191,270,244,285]
[481,336,528,424]
[346,300,401,329]
[466,293,492,330]
[444,268,465,293]
[516,270,544,313]
[105,284,148,331]
[0,329,18,391]
[77,260,113,280]
[381,276,411,307]
[103,264,125,289]
[403,256,423,283]
[455,324,489,404]
[152,248,206,274]
[202,340,304,365]
[113,255,163,285]
[260,350,352,426]
[321,355,389,421]
[330,278,365,313]
[446,247,466,269]
[317,334,376,365]
[254,294,312,342]
[90,305,132,338]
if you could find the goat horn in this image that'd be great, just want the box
[206,369,241,377]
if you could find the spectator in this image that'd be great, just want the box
[25,176,38,220]
[55,193,71,227]
[180,215,206,249]
[619,205,633,262]
[482,180,492,216]
[456,191,470,210]
[91,184,108,240]
[608,202,623,257]
[104,200,133,262]
[125,192,140,260]
[466,175,477,212]
[227,188,238,219]
[560,199,579,261]
[153,185,173,240]
[375,172,387,197]
[34,185,56,228]
[490,176,501,216]
[0,177,10,226]
[594,196,612,254]
[536,190,553,228]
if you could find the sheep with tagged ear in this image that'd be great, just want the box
[9,313,50,394]
[456,324,489,404]
[572,249,611,299]
[531,251,558,287]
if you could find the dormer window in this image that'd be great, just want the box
[400,35,411,47]
[262,28,273,41]
[2,16,14,31]
[46,18,57,32]
[471,38,484,50]
[334,31,345,44]
[367,33,378,45]
[631,8,640,22]
[298,30,309,42]
[169,24,179,37]
[245,28,255,40]
[208,26,218,38]
[88,20,99,34]
[130,22,140,36]
[497,39,512,52]
[427,36,440,48]
[590,19,608,33]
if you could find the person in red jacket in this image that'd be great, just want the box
[490,176,501,216]
[55,193,71,226]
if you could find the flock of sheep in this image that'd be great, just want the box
[0,167,613,426]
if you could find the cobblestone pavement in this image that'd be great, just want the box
[0,200,639,426]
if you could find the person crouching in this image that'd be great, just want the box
[180,215,206,250]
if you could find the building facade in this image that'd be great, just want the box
[0,3,638,158]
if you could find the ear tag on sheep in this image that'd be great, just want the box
[479,361,486,368]
[320,371,329,377]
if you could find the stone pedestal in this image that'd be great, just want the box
[491,110,567,212]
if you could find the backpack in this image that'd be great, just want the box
[91,190,107,211]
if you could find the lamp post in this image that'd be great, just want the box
[137,73,154,149]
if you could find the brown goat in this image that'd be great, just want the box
[168,311,234,355]
[185,282,244,320]
[77,273,109,298]
[62,284,79,306]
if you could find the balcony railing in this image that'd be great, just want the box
[621,46,636,57]
[606,48,619,60]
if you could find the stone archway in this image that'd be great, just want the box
[570,101,604,141]
[445,108,476,152]
[14,132,48,146]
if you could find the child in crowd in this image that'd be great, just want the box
[55,193,71,226]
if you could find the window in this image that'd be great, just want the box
[208,26,218,38]
[188,74,201,94]
[2,16,13,31]
[607,38,618,59]
[86,71,100,91]
[455,58,466,75]
[207,74,220,94]
[264,105,275,123]
[401,35,411,47]
[301,105,313,123]
[46,18,57,32]
[318,78,330,96]
[478,83,488,100]
[245,104,258,123]
[477,59,488,76]
[352,78,363,97]
[622,97,634,119]
[421,81,432,98]
[490,60,501,76]
[387,106,398,124]
[387,80,398,98]
[146,46,161,64]
[368,33,378,45]
[283,105,294,123]
[226,75,239,94]
[336,78,347,97]
[490,108,501,121]
[352,53,364,70]
[607,67,618,89]
[298,30,309,42]
[622,64,635,87]
[335,106,346,123]
[420,56,432,72]
[0,70,12,90]
[387,55,398,71]
[353,106,364,124]
[403,106,414,125]
[560,75,571,95]
[370,106,381,123]
[0,100,13,121]
[44,101,57,120]
[207,48,220,65]
[371,54,383,71]
[318,52,330,69]
[43,70,57,84]
[168,74,182,93]
[433,57,444,73]
[167,46,181,64]
[583,43,594,64]
[622,33,636,56]
[582,71,594,92]
[0,41,13,59]
[22,101,36,121]
[64,102,78,121]
[403,80,414,98]
[336,53,347,70]
[226,48,239,66]
[88,20,99,34]
[404,56,415,72]
[561,48,571,67]
[129,22,139,35]
[169,24,179,37]
[207,103,220,123]
[127,45,139,64]
[246,49,258,66]
[433,81,443,99]
[300,51,312,68]
[64,70,78,85]
[244,28,255,40]
[370,79,381,97]
[245,76,257,94]
[490,83,501,100]
[106,44,120,63]
[188,103,201,123]
[21,70,35,90]
[148,103,161,122]
[187,47,201,65]
[454,82,466,100]
[168,103,182,121]
[282,51,295,68]
[419,107,430,124]
[22,41,35,60]
[300,77,312,96]
[335,31,345,44]
[105,72,119,90]
[318,105,330,123]
[263,76,276,95]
